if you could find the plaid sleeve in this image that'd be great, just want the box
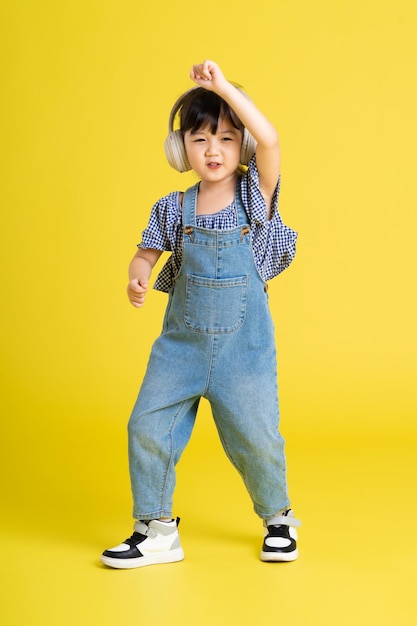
[241,156,298,279]
[138,192,181,252]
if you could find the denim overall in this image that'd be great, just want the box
[128,182,290,520]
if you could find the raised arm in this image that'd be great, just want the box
[190,60,280,217]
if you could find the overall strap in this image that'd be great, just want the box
[182,183,199,226]
[234,178,250,226]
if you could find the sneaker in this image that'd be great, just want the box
[101,517,184,569]
[260,509,301,562]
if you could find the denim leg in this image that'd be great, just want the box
[207,371,290,520]
[128,396,200,520]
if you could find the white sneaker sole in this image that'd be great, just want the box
[260,548,299,562]
[100,547,184,569]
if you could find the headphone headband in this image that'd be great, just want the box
[167,88,197,134]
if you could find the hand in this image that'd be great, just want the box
[190,60,228,93]
[127,278,148,308]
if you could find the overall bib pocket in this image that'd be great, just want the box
[184,274,248,334]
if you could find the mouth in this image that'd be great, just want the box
[206,162,222,170]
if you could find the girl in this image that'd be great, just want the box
[101,60,301,568]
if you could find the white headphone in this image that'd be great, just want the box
[164,88,257,173]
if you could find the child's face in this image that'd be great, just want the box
[183,117,242,183]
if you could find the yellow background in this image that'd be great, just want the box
[1,1,416,624]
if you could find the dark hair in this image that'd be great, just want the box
[179,88,244,136]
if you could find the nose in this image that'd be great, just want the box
[205,137,220,156]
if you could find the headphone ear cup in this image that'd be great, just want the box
[164,130,192,173]
[240,128,257,166]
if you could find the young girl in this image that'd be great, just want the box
[101,60,301,568]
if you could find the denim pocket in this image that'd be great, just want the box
[184,274,248,334]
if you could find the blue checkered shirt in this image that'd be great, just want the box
[138,156,298,292]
